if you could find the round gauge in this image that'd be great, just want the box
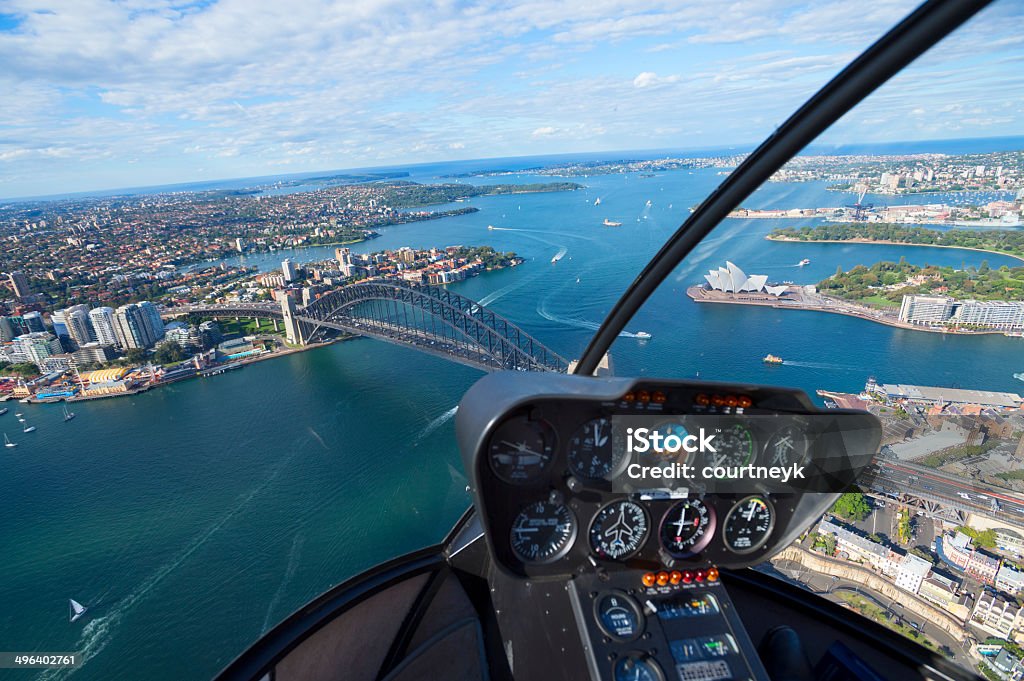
[594,591,643,641]
[589,500,649,560]
[722,496,775,554]
[704,423,755,469]
[613,654,663,681]
[509,501,577,564]
[659,498,715,558]
[652,420,691,461]
[763,425,808,467]
[488,415,557,484]
[568,417,621,480]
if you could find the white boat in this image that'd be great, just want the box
[17,417,25,423]
[15,412,22,417]
[4,433,16,448]
[0,407,7,415]
[594,197,601,206]
[635,331,652,340]
[23,424,36,433]
[63,405,76,422]
[69,599,88,623]
[798,258,811,266]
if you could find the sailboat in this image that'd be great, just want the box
[69,599,88,623]
[63,404,76,422]
[4,433,16,448]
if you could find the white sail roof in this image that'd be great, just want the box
[702,262,786,297]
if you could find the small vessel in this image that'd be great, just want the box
[4,433,16,448]
[0,407,7,415]
[69,599,88,623]
[763,354,784,365]
[645,200,652,207]
[487,225,495,230]
[576,277,581,284]
[23,421,36,433]
[603,219,622,227]
[18,417,25,423]
[15,412,22,417]
[63,404,76,422]
[798,259,811,266]
[635,331,652,340]
[551,250,566,264]
[594,197,601,206]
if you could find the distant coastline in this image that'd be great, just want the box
[765,234,1024,263]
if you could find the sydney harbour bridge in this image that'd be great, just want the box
[162,279,569,373]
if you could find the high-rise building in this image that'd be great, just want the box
[235,237,246,253]
[281,259,299,283]
[138,301,165,344]
[64,304,95,347]
[113,304,153,350]
[22,310,45,333]
[8,271,32,299]
[0,316,15,342]
[12,332,63,368]
[51,309,71,346]
[335,248,354,277]
[89,307,119,347]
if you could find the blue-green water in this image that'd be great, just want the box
[4,157,1024,680]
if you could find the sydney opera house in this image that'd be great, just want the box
[703,262,788,297]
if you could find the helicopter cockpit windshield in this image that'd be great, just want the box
[207,1,1024,681]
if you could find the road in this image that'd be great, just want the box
[772,558,972,663]
[867,459,1024,528]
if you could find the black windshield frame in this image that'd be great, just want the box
[573,0,994,376]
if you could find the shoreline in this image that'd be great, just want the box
[686,286,1010,336]
[20,338,348,406]
[765,234,1024,263]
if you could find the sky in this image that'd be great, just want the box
[0,0,1022,198]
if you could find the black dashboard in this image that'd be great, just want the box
[457,372,882,581]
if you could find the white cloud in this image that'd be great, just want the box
[632,71,680,88]
[531,126,559,137]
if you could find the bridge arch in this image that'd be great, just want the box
[297,280,568,372]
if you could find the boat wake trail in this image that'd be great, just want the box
[261,534,305,634]
[536,296,639,338]
[552,246,568,261]
[781,361,858,371]
[416,405,458,442]
[1014,372,1024,383]
[477,275,536,307]
[39,452,297,680]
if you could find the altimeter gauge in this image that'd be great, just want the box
[589,500,649,560]
[510,501,577,564]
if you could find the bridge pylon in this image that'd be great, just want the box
[280,295,306,345]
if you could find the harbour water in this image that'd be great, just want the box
[4,145,1024,680]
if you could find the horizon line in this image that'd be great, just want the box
[3,133,1023,204]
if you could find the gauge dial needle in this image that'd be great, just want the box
[499,440,545,458]
[673,508,688,535]
[593,422,609,447]
[744,502,757,521]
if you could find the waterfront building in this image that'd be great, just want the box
[89,307,119,348]
[282,258,299,283]
[867,380,1023,410]
[899,294,1024,330]
[12,332,63,368]
[971,589,1022,638]
[894,553,932,594]
[72,342,118,365]
[235,237,246,253]
[702,262,788,297]
[22,310,45,333]
[8,271,32,299]
[898,295,956,325]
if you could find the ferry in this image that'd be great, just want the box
[763,354,784,364]
[634,331,652,340]
[603,219,622,227]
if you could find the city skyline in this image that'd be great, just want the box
[1,0,1023,198]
